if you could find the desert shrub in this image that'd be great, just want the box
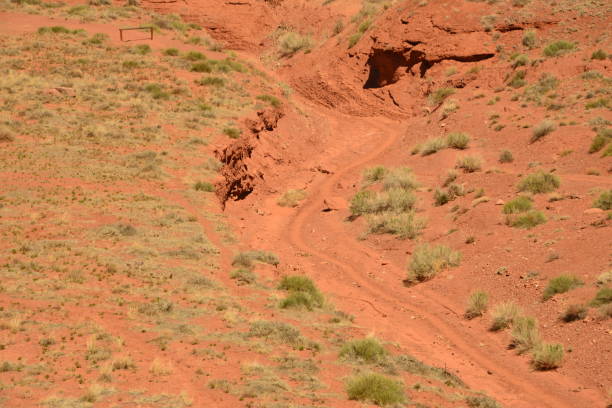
[232,251,279,269]
[597,271,612,286]
[279,292,322,310]
[455,156,482,173]
[591,49,607,60]
[490,302,521,331]
[466,395,502,408]
[163,48,179,56]
[278,32,312,56]
[111,356,135,370]
[428,87,456,105]
[532,342,563,370]
[394,354,464,387]
[542,275,583,300]
[507,70,527,88]
[277,189,307,207]
[191,61,212,73]
[543,41,575,57]
[133,44,151,55]
[83,33,108,45]
[382,167,418,190]
[593,190,612,210]
[510,316,540,354]
[362,165,388,185]
[230,268,256,285]
[518,171,560,194]
[366,211,425,239]
[406,244,461,283]
[590,287,612,307]
[511,53,529,68]
[503,196,532,214]
[278,275,324,310]
[522,30,537,48]
[434,183,464,206]
[223,127,241,138]
[420,137,447,156]
[184,51,205,61]
[247,321,317,350]
[498,150,513,163]
[465,290,488,319]
[0,126,15,143]
[350,189,416,216]
[589,128,611,153]
[144,83,169,100]
[530,120,556,143]
[37,26,81,35]
[194,181,214,192]
[256,94,281,108]
[561,304,587,322]
[598,304,612,319]
[340,338,387,363]
[346,372,405,406]
[198,76,225,87]
[585,98,610,110]
[446,132,470,149]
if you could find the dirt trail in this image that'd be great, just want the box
[280,109,604,408]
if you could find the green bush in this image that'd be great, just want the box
[37,26,81,35]
[406,244,461,283]
[420,137,447,156]
[362,166,388,185]
[511,53,529,68]
[133,44,151,55]
[465,290,488,319]
[230,268,256,285]
[232,251,279,269]
[510,316,540,354]
[382,167,418,190]
[466,395,502,408]
[279,292,322,310]
[522,30,537,48]
[490,302,521,331]
[446,132,470,149]
[278,275,324,310]
[518,171,560,194]
[503,196,533,214]
[589,128,611,153]
[507,70,527,88]
[184,51,205,61]
[542,275,583,300]
[346,372,405,406]
[499,150,514,163]
[530,120,556,143]
[456,156,482,173]
[144,83,169,100]
[591,49,607,60]
[585,98,610,110]
[366,211,425,239]
[340,338,387,363]
[191,61,212,73]
[350,189,416,216]
[543,41,575,57]
[198,76,226,87]
[194,181,215,192]
[223,127,241,139]
[593,190,612,210]
[590,287,612,307]
[561,304,587,322]
[256,94,282,108]
[428,88,456,105]
[278,275,318,294]
[532,343,563,370]
[163,48,179,56]
[278,32,312,56]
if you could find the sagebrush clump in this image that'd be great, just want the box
[406,244,461,283]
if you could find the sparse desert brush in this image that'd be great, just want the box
[350,189,417,216]
[149,358,173,375]
[593,189,612,210]
[0,361,24,373]
[191,61,212,73]
[362,165,388,185]
[522,30,537,48]
[247,321,318,350]
[596,271,612,286]
[0,126,15,143]
[277,189,307,207]
[542,275,583,301]
[184,51,205,61]
[278,275,324,310]
[366,211,425,239]
[532,342,563,370]
[590,287,612,307]
[490,302,521,331]
[382,167,418,190]
[543,40,575,57]
[589,128,611,153]
[223,127,241,139]
[346,372,405,406]
[194,181,215,192]
[256,94,282,108]
[518,171,560,194]
[340,337,387,363]
[230,268,256,285]
[585,98,610,110]
[530,120,556,143]
[502,196,533,214]
[455,155,482,173]
[561,304,587,322]
[466,395,502,408]
[37,26,82,35]
[506,210,546,229]
[111,355,135,371]
[443,169,458,187]
[420,137,447,156]
[428,87,456,105]
[441,99,459,118]
[591,49,607,60]
[511,53,529,68]
[434,183,464,206]
[507,70,527,88]
[510,316,541,354]
[278,31,312,56]
[598,304,612,319]
[144,83,169,100]
[446,132,470,149]
[465,290,489,319]
[232,251,279,269]
[406,244,461,283]
[163,48,179,56]
[132,44,152,55]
